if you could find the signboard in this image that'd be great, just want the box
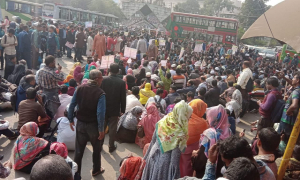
[159,38,165,46]
[124,47,138,59]
[232,45,238,54]
[85,21,92,28]
[179,47,185,59]
[194,44,203,53]
[100,55,114,69]
[160,60,167,67]
[194,28,207,33]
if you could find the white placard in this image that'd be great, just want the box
[100,55,114,69]
[160,60,167,67]
[159,38,165,46]
[232,45,238,55]
[124,47,137,59]
[127,58,132,64]
[124,32,129,36]
[85,21,92,28]
[149,39,154,45]
[194,43,203,53]
[179,47,185,59]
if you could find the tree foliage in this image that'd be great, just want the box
[200,0,236,16]
[238,0,270,28]
[174,0,201,14]
[88,0,125,18]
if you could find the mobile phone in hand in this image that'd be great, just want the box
[243,129,246,133]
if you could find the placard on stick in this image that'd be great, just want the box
[100,55,114,69]
[124,47,137,59]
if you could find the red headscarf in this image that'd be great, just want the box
[50,142,68,159]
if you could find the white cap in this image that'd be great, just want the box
[221,57,224,59]
[215,67,220,71]
[146,72,151,77]
[171,64,176,68]
[210,70,215,74]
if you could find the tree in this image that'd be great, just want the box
[238,0,270,28]
[200,0,236,16]
[88,0,125,19]
[174,0,201,14]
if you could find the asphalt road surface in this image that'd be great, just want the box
[0,55,260,180]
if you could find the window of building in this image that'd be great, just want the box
[185,17,190,23]
[228,22,235,29]
[202,19,208,26]
[208,20,215,27]
[216,21,222,28]
[226,35,231,42]
[190,17,196,24]
[222,21,228,28]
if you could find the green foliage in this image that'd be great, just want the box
[88,0,124,18]
[174,0,201,14]
[200,0,236,16]
[237,26,245,42]
[238,0,270,28]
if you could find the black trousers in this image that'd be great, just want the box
[0,49,4,69]
[75,120,102,175]
[60,38,66,53]
[100,116,118,149]
[0,129,14,137]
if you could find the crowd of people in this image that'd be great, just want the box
[0,18,299,180]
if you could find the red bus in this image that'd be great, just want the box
[167,12,238,48]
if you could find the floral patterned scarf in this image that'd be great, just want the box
[156,100,193,153]
[13,122,48,170]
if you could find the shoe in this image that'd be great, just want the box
[92,167,105,176]
[109,144,117,153]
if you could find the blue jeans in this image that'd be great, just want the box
[67,47,72,57]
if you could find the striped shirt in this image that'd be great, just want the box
[38,66,64,90]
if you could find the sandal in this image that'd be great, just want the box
[92,167,105,176]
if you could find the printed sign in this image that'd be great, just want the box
[85,21,92,28]
[124,47,138,59]
[100,55,114,69]
[160,60,167,67]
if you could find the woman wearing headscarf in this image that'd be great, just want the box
[123,68,136,91]
[147,40,158,60]
[13,122,50,173]
[139,83,155,106]
[73,66,84,84]
[116,106,143,143]
[141,100,193,180]
[83,65,96,79]
[135,68,146,86]
[69,62,81,76]
[118,155,146,180]
[62,71,74,86]
[119,60,126,75]
[135,104,161,149]
[7,64,26,85]
[191,105,231,178]
[180,99,208,177]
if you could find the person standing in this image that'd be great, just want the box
[18,26,31,69]
[74,27,86,62]
[291,54,299,67]
[92,31,106,60]
[0,26,5,70]
[100,63,126,153]
[58,24,67,55]
[1,28,17,79]
[114,32,123,54]
[237,61,252,99]
[31,24,42,70]
[106,33,117,55]
[66,26,75,58]
[47,26,60,57]
[1,16,9,33]
[68,69,106,176]
[86,31,94,58]
[137,35,147,57]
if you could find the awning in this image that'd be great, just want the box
[241,0,300,52]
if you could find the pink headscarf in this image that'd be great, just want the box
[89,62,97,69]
[81,79,88,85]
[127,68,133,75]
[73,66,83,82]
[50,142,68,159]
[136,104,161,148]
[200,105,231,157]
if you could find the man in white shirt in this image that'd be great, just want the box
[145,88,167,113]
[170,64,177,77]
[237,61,253,99]
[125,86,144,112]
[54,85,72,121]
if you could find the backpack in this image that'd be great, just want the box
[4,34,16,44]
[271,99,285,123]
[246,77,254,92]
[154,97,164,114]
[39,34,47,51]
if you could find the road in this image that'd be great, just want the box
[1,55,260,180]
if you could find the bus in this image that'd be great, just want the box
[42,3,118,27]
[167,12,238,47]
[4,0,42,21]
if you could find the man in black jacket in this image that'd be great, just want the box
[100,63,126,153]
[66,26,75,58]
[205,79,221,107]
[58,24,66,55]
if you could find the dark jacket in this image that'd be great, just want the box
[204,86,220,107]
[176,85,196,95]
[75,32,86,48]
[18,30,31,52]
[59,28,66,39]
[16,83,34,112]
[101,74,126,117]
[76,84,104,123]
[189,73,200,80]
[66,30,75,44]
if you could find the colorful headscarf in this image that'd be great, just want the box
[50,142,68,159]
[13,122,48,170]
[73,66,83,82]
[156,100,193,153]
[88,62,97,69]
[187,99,209,145]
[140,83,155,98]
[69,62,81,75]
[200,105,231,157]
[118,156,146,180]
[81,78,88,85]
[117,106,144,131]
[136,104,161,148]
[83,65,96,79]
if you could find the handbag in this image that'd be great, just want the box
[137,126,145,138]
